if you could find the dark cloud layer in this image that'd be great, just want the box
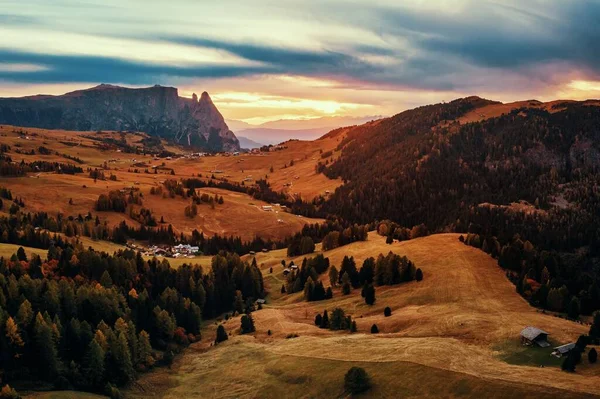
[0,50,272,84]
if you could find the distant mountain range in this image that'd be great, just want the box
[227,115,382,145]
[0,84,240,152]
[237,136,264,149]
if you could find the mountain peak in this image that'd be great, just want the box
[199,91,213,105]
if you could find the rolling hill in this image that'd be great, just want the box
[129,233,597,398]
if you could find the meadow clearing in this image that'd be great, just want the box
[128,233,599,398]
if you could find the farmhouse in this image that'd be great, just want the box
[262,205,273,211]
[552,343,576,358]
[520,326,550,347]
[256,299,266,305]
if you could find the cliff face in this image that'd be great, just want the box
[0,84,240,152]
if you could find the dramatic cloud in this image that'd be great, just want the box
[0,0,599,123]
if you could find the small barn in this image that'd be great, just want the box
[552,343,575,358]
[520,327,550,347]
[256,299,266,305]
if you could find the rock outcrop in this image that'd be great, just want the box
[0,84,240,152]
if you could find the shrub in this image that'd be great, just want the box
[315,314,323,326]
[363,284,376,305]
[0,385,20,399]
[104,383,123,399]
[415,268,423,282]
[240,314,256,334]
[215,325,228,344]
[344,367,371,394]
[384,307,392,317]
[589,348,597,364]
[371,324,379,334]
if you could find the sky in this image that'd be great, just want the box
[1,0,600,126]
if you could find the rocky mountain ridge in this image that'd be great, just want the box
[0,84,239,152]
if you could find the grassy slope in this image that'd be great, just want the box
[0,243,48,259]
[131,233,599,398]
[0,125,325,242]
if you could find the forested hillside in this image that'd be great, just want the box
[323,99,600,231]
[321,98,600,317]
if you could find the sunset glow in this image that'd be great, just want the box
[1,0,599,126]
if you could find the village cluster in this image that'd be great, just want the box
[127,243,200,258]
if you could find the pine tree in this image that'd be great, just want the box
[83,338,105,389]
[33,314,61,380]
[589,348,597,364]
[415,268,423,282]
[16,300,33,329]
[16,247,27,262]
[341,272,351,295]
[137,330,153,368]
[329,266,340,287]
[370,324,379,334]
[364,284,376,305]
[315,314,322,326]
[325,287,333,299]
[320,310,329,329]
[233,290,245,314]
[112,332,134,385]
[344,367,371,394]
[568,297,580,320]
[100,270,113,288]
[5,317,24,348]
[303,276,315,301]
[215,325,228,344]
[240,314,256,334]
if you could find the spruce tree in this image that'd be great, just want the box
[344,367,371,394]
[112,332,134,385]
[364,284,376,305]
[315,314,322,326]
[240,314,256,334]
[589,348,597,364]
[100,270,113,288]
[341,272,351,295]
[215,325,228,344]
[233,290,245,314]
[328,266,339,288]
[83,338,105,389]
[137,330,153,368]
[415,268,423,282]
[320,310,329,329]
[34,314,61,380]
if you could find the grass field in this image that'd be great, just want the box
[130,233,599,398]
[0,243,49,259]
[0,125,325,242]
